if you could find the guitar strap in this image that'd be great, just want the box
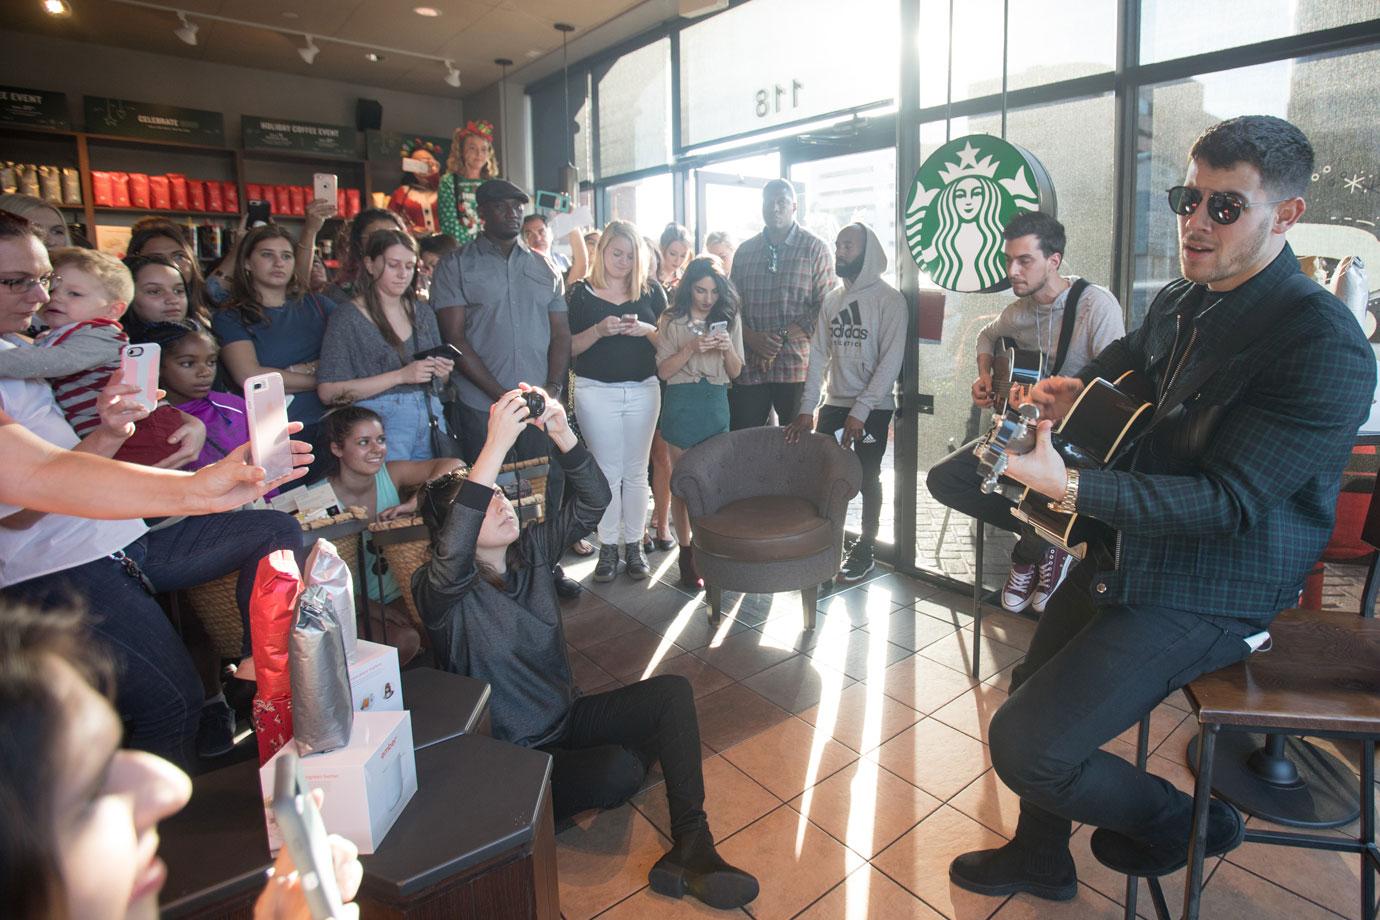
[1144,272,1319,432]
[1049,277,1089,376]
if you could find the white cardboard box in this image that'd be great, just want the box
[350,639,403,713]
[260,710,417,855]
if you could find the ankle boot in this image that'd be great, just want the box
[949,837,1077,901]
[677,544,703,590]
[648,827,758,909]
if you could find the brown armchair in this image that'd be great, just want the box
[670,428,862,630]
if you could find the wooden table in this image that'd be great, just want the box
[160,668,499,919]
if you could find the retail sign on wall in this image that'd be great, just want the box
[904,135,1056,294]
[365,129,450,163]
[0,86,70,130]
[243,116,357,158]
[84,96,225,146]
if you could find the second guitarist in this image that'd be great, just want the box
[927,211,1124,613]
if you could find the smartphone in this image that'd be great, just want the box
[412,343,462,362]
[247,199,272,227]
[272,752,346,920]
[708,320,728,336]
[244,372,294,482]
[622,312,639,324]
[119,343,160,412]
[312,173,338,205]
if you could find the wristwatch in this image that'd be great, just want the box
[1051,469,1080,514]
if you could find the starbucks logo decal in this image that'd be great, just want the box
[905,135,1056,294]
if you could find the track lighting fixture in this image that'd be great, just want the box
[298,34,320,64]
[444,60,462,88]
[173,10,199,45]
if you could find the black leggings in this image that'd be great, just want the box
[540,674,707,838]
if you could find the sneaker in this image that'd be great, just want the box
[1002,562,1037,612]
[593,544,619,583]
[1032,546,1075,612]
[625,541,650,580]
[838,538,876,583]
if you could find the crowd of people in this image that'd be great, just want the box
[0,112,1370,917]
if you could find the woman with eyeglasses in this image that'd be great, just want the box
[415,387,759,911]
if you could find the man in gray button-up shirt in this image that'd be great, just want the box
[431,180,572,460]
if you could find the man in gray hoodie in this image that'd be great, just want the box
[786,222,907,582]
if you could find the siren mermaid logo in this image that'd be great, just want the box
[905,135,1054,294]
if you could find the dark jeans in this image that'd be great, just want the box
[925,437,1048,565]
[3,510,301,769]
[728,382,804,431]
[816,405,893,541]
[540,675,707,839]
[451,400,565,519]
[990,555,1259,847]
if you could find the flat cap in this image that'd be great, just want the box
[475,179,530,206]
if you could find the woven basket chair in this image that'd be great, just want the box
[367,516,430,634]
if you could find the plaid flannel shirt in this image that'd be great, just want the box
[1074,244,1375,620]
[730,224,835,385]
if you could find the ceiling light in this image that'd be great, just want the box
[173,11,199,45]
[42,0,71,16]
[365,51,385,62]
[281,10,299,18]
[444,60,461,88]
[298,34,320,64]
[413,6,441,16]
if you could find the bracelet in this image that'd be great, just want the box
[1051,469,1080,514]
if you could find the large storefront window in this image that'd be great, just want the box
[912,93,1117,582]
[1130,46,1380,324]
[595,38,671,178]
[1140,0,1380,63]
[679,0,899,148]
[605,172,675,238]
[917,0,1116,108]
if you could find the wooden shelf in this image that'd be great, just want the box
[83,132,236,156]
[92,207,241,219]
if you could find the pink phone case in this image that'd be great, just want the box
[312,173,337,204]
[119,343,160,412]
[244,372,294,482]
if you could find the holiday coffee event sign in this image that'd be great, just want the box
[243,115,358,158]
[905,135,1056,293]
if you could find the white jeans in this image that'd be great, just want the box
[574,376,661,545]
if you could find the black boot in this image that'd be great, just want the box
[648,827,758,909]
[553,564,582,599]
[1090,798,1244,877]
[677,545,704,591]
[949,838,1077,901]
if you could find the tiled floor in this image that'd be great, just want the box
[552,554,1375,919]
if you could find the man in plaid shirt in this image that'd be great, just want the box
[950,116,1376,900]
[728,180,835,429]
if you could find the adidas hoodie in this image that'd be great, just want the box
[800,223,907,422]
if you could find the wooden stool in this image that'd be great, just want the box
[1177,609,1380,919]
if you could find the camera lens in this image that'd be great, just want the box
[523,391,546,418]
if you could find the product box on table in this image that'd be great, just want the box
[350,638,403,712]
[259,709,417,854]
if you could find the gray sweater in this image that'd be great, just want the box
[974,276,1125,377]
[316,299,444,396]
[412,443,610,748]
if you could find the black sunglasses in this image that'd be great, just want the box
[1166,186,1290,226]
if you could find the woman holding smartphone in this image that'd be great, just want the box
[566,220,667,582]
[317,230,454,461]
[655,257,744,590]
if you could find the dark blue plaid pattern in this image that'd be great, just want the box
[1074,244,1376,619]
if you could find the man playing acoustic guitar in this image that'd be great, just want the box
[927,211,1123,613]
[947,116,1375,900]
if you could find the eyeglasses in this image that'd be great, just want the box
[1166,186,1291,226]
[0,274,53,293]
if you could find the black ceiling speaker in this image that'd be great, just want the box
[356,98,383,132]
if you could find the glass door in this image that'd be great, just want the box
[692,151,781,253]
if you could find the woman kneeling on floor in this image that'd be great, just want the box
[414,385,758,911]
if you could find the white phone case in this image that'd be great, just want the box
[119,343,160,412]
[312,172,337,204]
[244,372,294,482]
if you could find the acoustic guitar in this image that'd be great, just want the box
[977,371,1156,559]
[991,345,1045,415]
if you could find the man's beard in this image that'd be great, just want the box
[836,255,864,281]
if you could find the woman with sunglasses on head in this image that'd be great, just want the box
[0,600,363,920]
[414,386,759,911]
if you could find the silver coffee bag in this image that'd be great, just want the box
[290,585,354,755]
[303,538,358,661]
